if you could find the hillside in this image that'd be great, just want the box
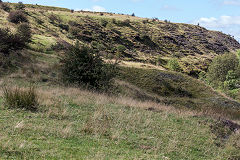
[0,2,240,159]
[1,3,240,74]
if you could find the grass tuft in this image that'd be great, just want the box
[3,86,39,111]
[83,106,113,137]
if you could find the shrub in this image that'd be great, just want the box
[0,28,13,54]
[68,20,79,27]
[69,26,81,37]
[0,25,31,55]
[8,10,28,24]
[61,42,115,90]
[58,23,69,31]
[3,86,39,111]
[168,59,182,72]
[142,19,148,24]
[0,2,11,12]
[15,2,25,10]
[206,53,239,86]
[91,41,105,52]
[122,19,130,26]
[100,19,108,27]
[111,18,116,24]
[224,70,239,90]
[131,13,135,16]
[16,23,32,43]
[48,14,62,24]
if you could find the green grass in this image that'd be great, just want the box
[0,88,239,159]
[28,35,57,53]
[117,66,240,120]
[0,3,239,159]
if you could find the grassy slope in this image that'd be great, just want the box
[0,85,239,159]
[0,49,239,159]
[1,3,240,74]
[117,67,240,120]
[0,3,240,159]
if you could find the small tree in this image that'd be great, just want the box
[8,10,28,24]
[206,53,239,86]
[61,42,115,90]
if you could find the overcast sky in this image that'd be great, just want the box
[6,0,240,41]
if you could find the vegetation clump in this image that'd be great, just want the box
[15,2,25,10]
[0,24,31,55]
[116,44,126,58]
[48,14,62,24]
[3,86,39,111]
[8,10,28,24]
[168,58,182,72]
[0,2,11,12]
[61,42,115,90]
[200,52,240,99]
[16,23,32,43]
[100,18,108,27]
[206,53,239,87]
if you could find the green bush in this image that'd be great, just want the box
[206,53,239,86]
[60,42,115,90]
[3,86,39,111]
[168,59,182,72]
[224,70,239,90]
[8,10,28,24]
